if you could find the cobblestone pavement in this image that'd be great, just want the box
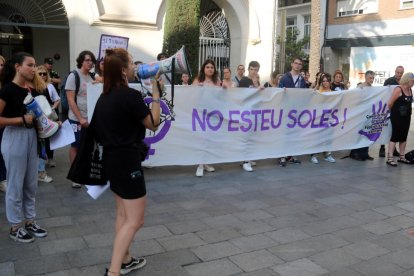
[2,142,414,276]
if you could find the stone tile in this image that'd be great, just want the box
[229,249,284,272]
[83,232,114,248]
[184,258,242,276]
[309,248,361,271]
[268,234,349,262]
[144,249,200,271]
[370,231,414,251]
[202,214,244,228]
[397,201,414,212]
[342,241,390,260]
[236,221,276,236]
[230,234,278,252]
[233,210,274,221]
[15,253,71,274]
[349,210,388,223]
[38,237,87,255]
[130,239,166,256]
[379,249,414,271]
[265,228,310,244]
[272,258,328,276]
[136,225,172,240]
[38,215,73,228]
[302,216,363,236]
[233,268,281,276]
[320,267,363,276]
[0,262,14,276]
[333,226,378,243]
[361,221,401,235]
[157,233,206,251]
[165,220,211,235]
[196,228,242,243]
[43,266,104,276]
[352,256,405,276]
[191,241,243,261]
[384,215,414,229]
[374,206,408,217]
[232,200,271,211]
[66,247,112,267]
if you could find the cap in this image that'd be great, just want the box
[44,58,53,64]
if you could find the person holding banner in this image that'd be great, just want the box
[93,48,162,276]
[311,73,336,164]
[193,59,220,177]
[386,72,414,167]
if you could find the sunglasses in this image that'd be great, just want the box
[38,72,47,76]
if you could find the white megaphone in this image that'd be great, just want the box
[23,94,60,139]
[136,45,191,79]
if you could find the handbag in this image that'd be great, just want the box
[398,105,409,117]
[67,117,108,185]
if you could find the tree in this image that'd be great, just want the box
[276,28,310,73]
[163,0,201,83]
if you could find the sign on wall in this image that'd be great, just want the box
[98,34,129,59]
[350,45,414,87]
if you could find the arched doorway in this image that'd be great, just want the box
[199,0,230,78]
[0,0,69,72]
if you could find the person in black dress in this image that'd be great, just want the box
[386,72,414,166]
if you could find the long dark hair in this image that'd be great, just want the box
[197,59,219,85]
[0,52,33,87]
[103,48,130,94]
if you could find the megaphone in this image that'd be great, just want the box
[136,46,191,79]
[23,94,60,139]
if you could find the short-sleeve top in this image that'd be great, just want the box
[0,82,40,118]
[93,86,150,148]
[65,69,94,122]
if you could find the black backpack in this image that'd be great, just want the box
[405,150,414,163]
[60,70,95,117]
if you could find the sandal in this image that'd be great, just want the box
[398,155,411,164]
[386,157,398,167]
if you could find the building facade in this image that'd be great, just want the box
[323,0,414,87]
[0,0,283,83]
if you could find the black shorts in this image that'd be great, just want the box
[103,147,146,199]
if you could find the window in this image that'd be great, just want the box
[401,0,414,9]
[303,15,311,49]
[279,0,311,7]
[286,16,297,35]
[337,0,378,17]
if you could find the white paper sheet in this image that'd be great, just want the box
[85,183,110,199]
[49,120,76,150]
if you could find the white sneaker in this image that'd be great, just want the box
[311,156,319,164]
[72,182,82,188]
[324,155,336,163]
[196,165,204,177]
[250,161,256,166]
[204,164,215,172]
[242,162,253,172]
[38,172,53,183]
[0,180,6,192]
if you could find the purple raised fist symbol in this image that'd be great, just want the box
[143,98,172,160]
[358,100,389,142]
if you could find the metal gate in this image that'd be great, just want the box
[199,10,230,78]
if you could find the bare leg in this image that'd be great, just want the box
[388,142,396,158]
[109,194,146,274]
[114,196,131,263]
[69,146,77,163]
[399,141,407,156]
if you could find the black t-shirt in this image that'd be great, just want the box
[384,76,398,86]
[0,82,41,118]
[93,86,150,147]
[331,82,346,91]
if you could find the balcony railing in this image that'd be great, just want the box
[279,0,311,7]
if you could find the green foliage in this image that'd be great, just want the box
[163,0,201,83]
[277,28,310,73]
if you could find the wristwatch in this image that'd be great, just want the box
[152,98,161,103]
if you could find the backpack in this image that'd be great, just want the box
[405,150,414,163]
[60,70,95,116]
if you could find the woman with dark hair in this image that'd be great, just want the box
[192,58,221,86]
[93,48,161,276]
[0,52,47,242]
[192,59,220,176]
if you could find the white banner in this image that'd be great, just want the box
[87,85,393,166]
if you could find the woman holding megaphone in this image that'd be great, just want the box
[93,48,161,276]
[0,52,48,243]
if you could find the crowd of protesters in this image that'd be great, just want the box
[0,49,413,276]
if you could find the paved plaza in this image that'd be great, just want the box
[2,140,414,275]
